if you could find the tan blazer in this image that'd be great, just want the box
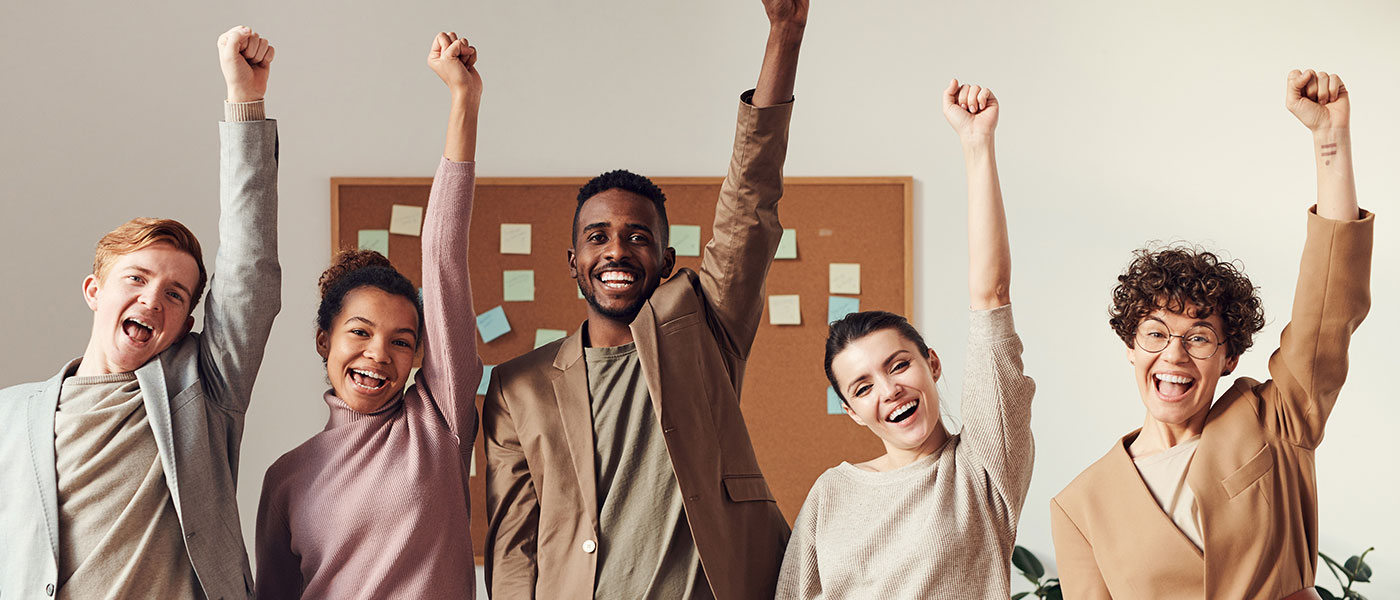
[483,94,793,600]
[1051,209,1374,599]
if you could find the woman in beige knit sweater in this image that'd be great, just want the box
[775,80,1035,599]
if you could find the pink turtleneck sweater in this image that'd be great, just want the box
[255,158,482,599]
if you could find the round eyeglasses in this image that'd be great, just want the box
[1135,321,1224,360]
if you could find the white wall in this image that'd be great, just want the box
[3,0,1395,595]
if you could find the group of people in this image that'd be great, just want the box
[0,1,1374,598]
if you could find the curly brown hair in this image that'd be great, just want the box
[1109,244,1265,358]
[315,249,424,347]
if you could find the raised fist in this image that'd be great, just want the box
[218,26,273,103]
[1286,69,1349,131]
[943,79,999,139]
[761,0,809,28]
[427,31,482,103]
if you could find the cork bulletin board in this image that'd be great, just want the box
[331,176,912,563]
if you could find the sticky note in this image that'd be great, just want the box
[500,224,532,255]
[503,270,535,302]
[476,365,495,395]
[534,329,567,348]
[828,296,860,323]
[768,294,801,325]
[477,306,511,343]
[827,387,845,415]
[389,204,424,236]
[775,229,797,259]
[829,263,861,294]
[670,224,702,257]
[577,285,585,299]
[469,446,477,477]
[358,229,389,257]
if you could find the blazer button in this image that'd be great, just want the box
[582,539,597,553]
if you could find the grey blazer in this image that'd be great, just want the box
[0,120,280,600]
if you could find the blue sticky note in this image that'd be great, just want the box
[477,306,511,343]
[828,296,860,324]
[827,387,844,415]
[476,365,495,396]
[358,229,389,257]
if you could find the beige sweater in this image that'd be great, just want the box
[775,305,1035,599]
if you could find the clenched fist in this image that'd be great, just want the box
[1286,69,1348,132]
[219,26,274,103]
[943,79,999,140]
[427,31,482,105]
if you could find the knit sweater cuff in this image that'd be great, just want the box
[969,303,1017,340]
[224,100,266,122]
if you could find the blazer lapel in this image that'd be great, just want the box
[1109,433,1206,561]
[26,359,78,563]
[136,356,181,514]
[628,301,666,421]
[551,327,598,522]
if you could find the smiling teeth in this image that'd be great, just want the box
[600,272,635,283]
[352,369,386,382]
[127,318,153,331]
[887,400,918,422]
[1155,373,1193,384]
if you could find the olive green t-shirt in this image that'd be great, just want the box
[585,342,711,599]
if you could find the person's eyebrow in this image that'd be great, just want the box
[129,266,193,298]
[345,316,376,326]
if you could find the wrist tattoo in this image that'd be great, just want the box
[1321,142,1337,166]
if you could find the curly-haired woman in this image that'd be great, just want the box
[1050,70,1374,600]
[253,32,484,599]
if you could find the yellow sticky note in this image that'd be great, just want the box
[829,263,861,295]
[469,446,476,477]
[500,224,532,255]
[503,270,535,302]
[389,205,424,237]
[534,329,567,348]
[768,294,801,325]
[670,224,702,257]
[775,229,797,259]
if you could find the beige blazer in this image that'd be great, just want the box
[483,94,793,600]
[1051,209,1374,599]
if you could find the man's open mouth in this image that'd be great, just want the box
[122,318,154,343]
[596,269,639,292]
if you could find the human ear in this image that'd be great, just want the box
[659,247,676,279]
[1223,354,1240,376]
[843,401,866,427]
[315,329,331,360]
[567,249,578,279]
[82,274,100,311]
[1126,344,1135,365]
[925,348,942,381]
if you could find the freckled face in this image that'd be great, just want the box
[568,189,675,324]
[83,244,200,374]
[317,287,420,413]
[831,328,945,453]
[1128,307,1239,428]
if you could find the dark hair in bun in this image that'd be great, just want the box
[315,250,424,347]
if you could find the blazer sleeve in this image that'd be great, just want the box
[1050,498,1112,600]
[1257,207,1373,449]
[696,91,792,358]
[957,305,1036,530]
[417,158,484,439]
[254,473,302,600]
[198,119,281,412]
[483,372,540,598]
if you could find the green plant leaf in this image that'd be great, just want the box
[1046,586,1064,600]
[1013,545,1045,579]
[1316,586,1339,600]
[1321,552,1353,582]
[1344,555,1372,583]
[1013,592,1030,600]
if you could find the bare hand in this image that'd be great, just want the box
[1287,69,1349,131]
[762,0,809,28]
[427,31,482,104]
[218,26,273,103]
[943,79,999,139]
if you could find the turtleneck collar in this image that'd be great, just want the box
[323,389,405,430]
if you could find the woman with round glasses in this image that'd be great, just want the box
[1050,69,1374,600]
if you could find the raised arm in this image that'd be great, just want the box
[418,31,484,437]
[752,0,807,107]
[1262,69,1373,448]
[1286,69,1359,221]
[943,79,1010,309]
[200,26,280,410]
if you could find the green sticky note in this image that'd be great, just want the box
[670,224,702,257]
[358,229,389,257]
[477,306,511,343]
[476,365,495,395]
[503,270,535,302]
[828,296,860,323]
[775,229,797,259]
[534,329,567,348]
[827,387,844,415]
